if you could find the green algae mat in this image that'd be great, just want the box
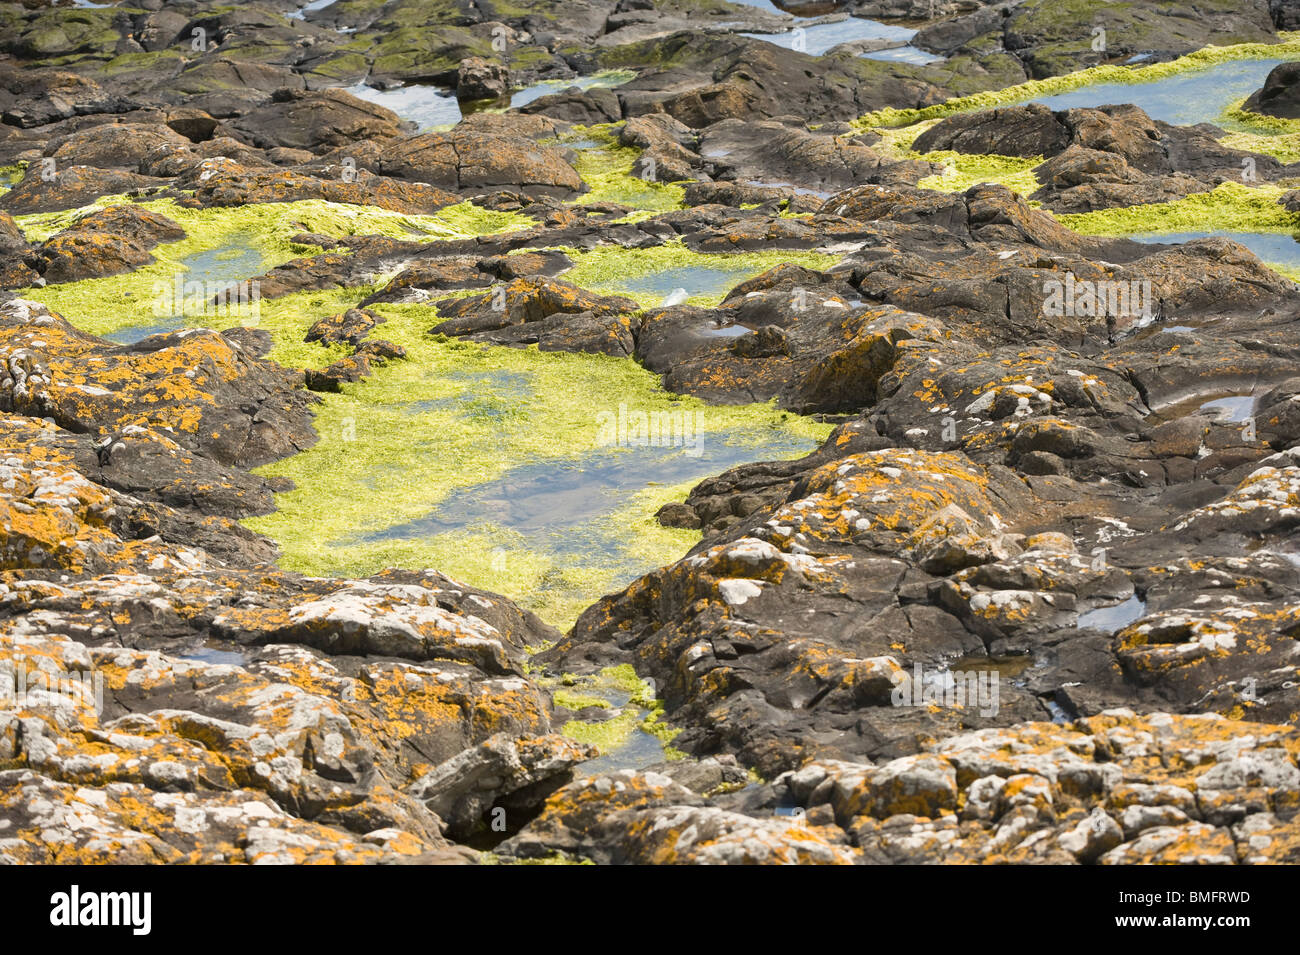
[14,187,832,631]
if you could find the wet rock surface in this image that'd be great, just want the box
[1244,60,1300,119]
[0,0,1298,867]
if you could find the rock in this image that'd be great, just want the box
[0,212,39,288]
[305,308,385,348]
[36,205,185,284]
[913,0,1275,78]
[683,181,795,209]
[378,128,586,197]
[306,354,371,392]
[355,339,407,363]
[361,259,494,304]
[619,113,702,182]
[522,86,623,124]
[0,164,165,215]
[225,88,411,154]
[612,34,946,127]
[44,122,190,171]
[0,772,444,865]
[1243,60,1300,118]
[914,103,1072,158]
[916,104,1290,212]
[0,298,315,469]
[456,57,510,102]
[408,733,592,839]
[500,770,858,864]
[701,119,935,192]
[431,277,638,338]
[180,160,460,215]
[0,65,129,129]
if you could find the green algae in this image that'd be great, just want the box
[16,193,150,244]
[869,122,936,157]
[596,478,702,569]
[1,129,811,637]
[10,195,806,631]
[1219,130,1300,165]
[241,301,830,628]
[1057,182,1299,236]
[562,709,642,751]
[853,35,1300,131]
[565,125,686,214]
[15,195,531,246]
[858,120,1044,197]
[640,705,685,759]
[1057,182,1300,282]
[552,690,612,711]
[98,49,186,78]
[555,240,839,308]
[1221,99,1300,136]
[558,664,684,760]
[1217,99,1300,164]
[599,664,658,707]
[916,151,1045,196]
[17,198,533,338]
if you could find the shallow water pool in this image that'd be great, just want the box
[1196,394,1258,423]
[577,728,668,775]
[510,73,633,109]
[346,83,462,130]
[613,264,765,301]
[1078,594,1147,632]
[1008,59,1287,127]
[742,16,916,56]
[861,45,945,65]
[105,244,265,345]
[359,431,817,587]
[179,643,251,666]
[288,0,337,19]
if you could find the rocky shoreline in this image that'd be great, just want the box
[1,0,1299,865]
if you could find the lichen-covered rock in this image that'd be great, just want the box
[44,122,190,171]
[431,276,638,342]
[456,57,510,102]
[500,770,859,864]
[0,409,576,859]
[0,164,166,216]
[36,205,185,284]
[378,129,586,197]
[915,103,1292,212]
[0,298,316,468]
[180,161,459,215]
[700,119,937,193]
